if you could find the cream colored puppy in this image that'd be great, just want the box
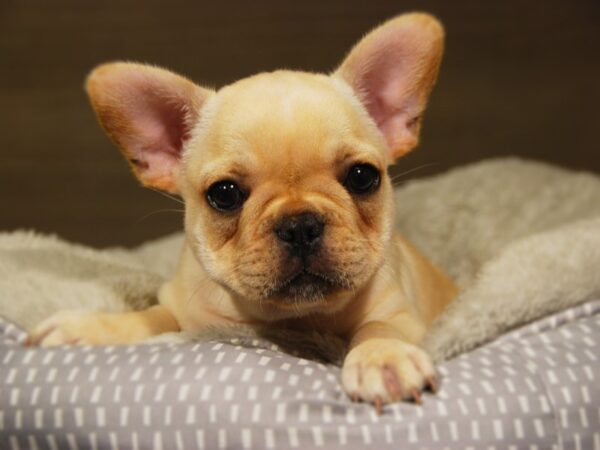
[29,13,457,409]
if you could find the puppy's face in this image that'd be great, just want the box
[181,72,393,313]
[86,13,444,318]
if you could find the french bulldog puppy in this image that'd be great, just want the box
[29,13,457,410]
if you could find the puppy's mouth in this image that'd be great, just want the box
[273,269,339,303]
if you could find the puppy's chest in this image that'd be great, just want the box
[283,302,375,338]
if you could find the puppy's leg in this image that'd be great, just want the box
[27,305,179,347]
[341,312,436,411]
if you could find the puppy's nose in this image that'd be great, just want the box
[275,213,324,257]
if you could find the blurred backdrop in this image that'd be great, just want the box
[1,0,599,246]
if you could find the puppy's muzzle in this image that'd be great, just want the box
[274,212,324,258]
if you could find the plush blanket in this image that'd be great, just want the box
[1,158,599,359]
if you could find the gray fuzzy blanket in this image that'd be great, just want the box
[1,158,599,361]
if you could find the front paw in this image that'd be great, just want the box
[341,339,437,411]
[27,310,115,347]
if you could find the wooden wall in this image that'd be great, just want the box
[1,0,598,246]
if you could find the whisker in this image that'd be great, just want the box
[390,162,438,185]
[136,208,185,223]
[186,281,205,307]
[149,187,185,205]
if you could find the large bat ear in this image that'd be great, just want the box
[86,62,213,194]
[334,13,444,160]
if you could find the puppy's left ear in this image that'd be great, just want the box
[334,13,444,160]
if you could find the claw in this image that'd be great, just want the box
[23,337,31,347]
[425,376,438,393]
[410,388,422,405]
[27,324,56,347]
[374,396,383,415]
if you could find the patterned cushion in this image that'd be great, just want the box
[1,300,598,449]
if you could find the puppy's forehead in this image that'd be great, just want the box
[190,71,384,171]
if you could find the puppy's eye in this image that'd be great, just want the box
[344,164,381,195]
[206,180,245,212]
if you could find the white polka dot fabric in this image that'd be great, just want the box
[1,300,599,450]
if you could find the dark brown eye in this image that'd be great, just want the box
[344,164,381,195]
[206,180,245,212]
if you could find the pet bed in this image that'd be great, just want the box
[1,158,599,449]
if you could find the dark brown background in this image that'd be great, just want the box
[1,1,599,247]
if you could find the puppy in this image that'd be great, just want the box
[29,13,457,409]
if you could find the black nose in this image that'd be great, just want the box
[275,213,324,257]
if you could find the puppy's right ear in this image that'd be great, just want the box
[334,13,444,161]
[86,62,213,194]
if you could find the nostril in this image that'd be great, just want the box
[274,213,324,251]
[305,219,324,242]
[276,225,295,243]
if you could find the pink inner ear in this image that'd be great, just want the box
[127,93,192,184]
[357,44,422,155]
[137,103,189,158]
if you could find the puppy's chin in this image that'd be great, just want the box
[270,270,346,305]
[276,272,336,300]
[260,280,353,319]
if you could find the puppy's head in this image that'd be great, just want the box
[86,13,444,319]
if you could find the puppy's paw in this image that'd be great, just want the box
[341,338,437,411]
[27,310,118,347]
